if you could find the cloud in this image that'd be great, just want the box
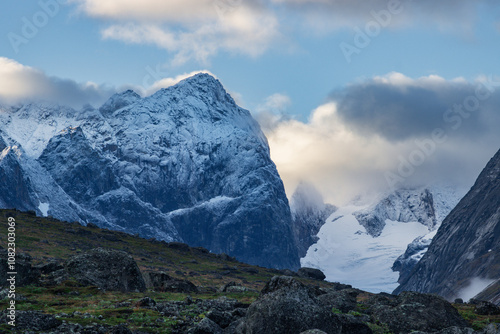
[72,0,280,65]
[69,0,497,63]
[331,72,500,141]
[0,57,117,109]
[0,58,225,109]
[264,73,500,205]
[254,93,292,130]
[271,0,494,33]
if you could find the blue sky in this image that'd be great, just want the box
[1,0,500,203]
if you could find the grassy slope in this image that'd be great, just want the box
[0,209,498,333]
[0,209,331,332]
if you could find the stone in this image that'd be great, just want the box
[65,248,146,292]
[297,267,326,281]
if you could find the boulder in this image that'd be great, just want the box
[65,248,146,292]
[145,271,198,293]
[137,297,157,308]
[189,317,223,334]
[35,260,64,274]
[317,289,359,313]
[219,281,255,293]
[475,301,500,315]
[243,276,370,334]
[298,267,326,281]
[367,291,469,334]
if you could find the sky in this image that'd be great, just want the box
[1,0,500,205]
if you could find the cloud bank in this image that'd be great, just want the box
[0,57,117,108]
[0,57,216,109]
[265,73,500,205]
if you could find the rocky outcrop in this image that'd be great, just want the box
[0,74,300,270]
[297,267,326,281]
[290,182,336,258]
[366,291,469,333]
[65,248,146,292]
[394,148,500,301]
[354,188,437,237]
[243,276,371,334]
[144,271,198,293]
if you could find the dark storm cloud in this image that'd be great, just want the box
[331,76,500,142]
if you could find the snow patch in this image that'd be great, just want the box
[301,205,429,293]
[38,202,49,217]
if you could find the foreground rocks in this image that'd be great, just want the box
[366,291,469,333]
[65,248,146,292]
[244,276,357,334]
[0,246,497,334]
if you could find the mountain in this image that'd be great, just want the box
[0,73,299,270]
[394,148,500,303]
[289,181,336,258]
[301,187,462,293]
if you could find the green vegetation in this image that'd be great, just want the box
[454,303,500,330]
[331,307,342,314]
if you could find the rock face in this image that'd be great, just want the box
[394,148,500,301]
[0,74,299,270]
[65,248,146,292]
[290,182,336,258]
[473,279,500,306]
[353,188,437,238]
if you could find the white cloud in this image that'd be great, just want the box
[73,0,280,65]
[0,59,229,109]
[0,57,116,108]
[264,74,500,205]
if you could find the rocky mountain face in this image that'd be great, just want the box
[290,182,336,258]
[301,186,461,293]
[394,148,500,302]
[353,188,437,238]
[0,73,299,269]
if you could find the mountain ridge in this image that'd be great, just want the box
[0,73,299,270]
[394,148,500,302]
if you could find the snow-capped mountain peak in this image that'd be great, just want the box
[0,73,299,270]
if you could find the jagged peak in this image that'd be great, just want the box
[152,72,235,106]
[99,89,141,116]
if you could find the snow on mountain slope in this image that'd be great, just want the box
[301,186,463,293]
[0,73,299,269]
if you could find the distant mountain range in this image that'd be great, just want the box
[300,185,464,293]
